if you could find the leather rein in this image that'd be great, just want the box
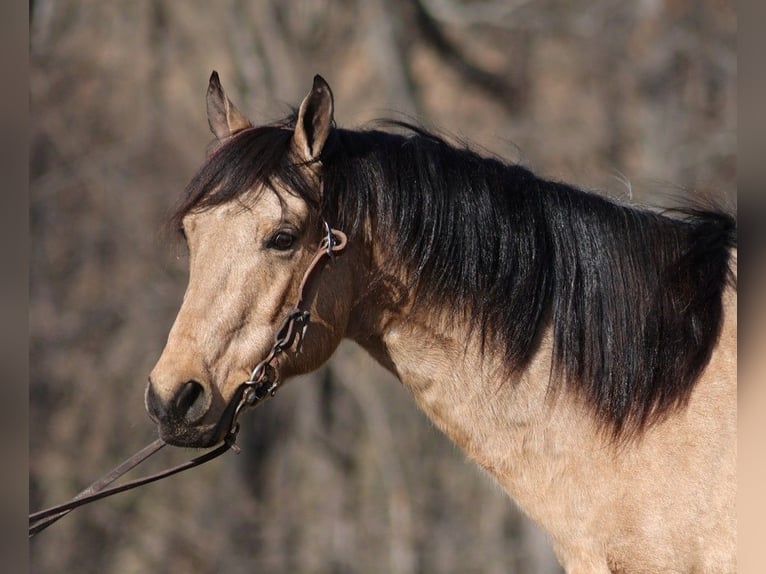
[29,222,348,538]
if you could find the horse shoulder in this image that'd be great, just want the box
[548,287,737,572]
[355,275,737,573]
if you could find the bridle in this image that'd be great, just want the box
[228,221,348,442]
[29,221,348,537]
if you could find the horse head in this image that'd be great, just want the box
[146,74,356,447]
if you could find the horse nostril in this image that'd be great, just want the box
[175,380,207,424]
[145,380,165,422]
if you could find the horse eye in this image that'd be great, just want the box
[268,230,296,251]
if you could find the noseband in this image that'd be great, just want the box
[29,221,348,536]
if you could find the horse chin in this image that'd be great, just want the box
[156,421,220,448]
[157,403,236,448]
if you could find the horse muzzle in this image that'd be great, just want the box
[144,377,233,448]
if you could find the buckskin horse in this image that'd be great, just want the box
[146,72,737,573]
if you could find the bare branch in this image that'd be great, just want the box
[418,0,534,27]
[333,357,417,574]
[364,0,420,117]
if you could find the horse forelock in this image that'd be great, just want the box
[171,113,319,234]
[174,116,737,440]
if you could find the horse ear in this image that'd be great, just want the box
[293,74,334,162]
[206,71,252,141]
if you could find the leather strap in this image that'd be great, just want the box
[29,437,238,537]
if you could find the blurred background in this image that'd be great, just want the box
[29,1,736,573]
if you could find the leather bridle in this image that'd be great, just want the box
[230,221,347,431]
[29,221,348,537]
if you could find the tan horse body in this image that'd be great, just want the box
[148,74,736,573]
[358,290,736,573]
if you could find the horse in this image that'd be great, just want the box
[146,72,737,573]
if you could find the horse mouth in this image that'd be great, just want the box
[154,389,243,448]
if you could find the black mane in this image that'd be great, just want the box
[175,117,736,438]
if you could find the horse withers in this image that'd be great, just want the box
[147,73,737,573]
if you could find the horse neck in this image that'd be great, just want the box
[344,264,591,480]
